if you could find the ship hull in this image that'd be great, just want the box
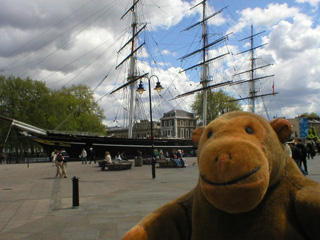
[33,133,196,160]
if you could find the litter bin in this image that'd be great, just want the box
[134,156,143,167]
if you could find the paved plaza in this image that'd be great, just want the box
[1,156,320,240]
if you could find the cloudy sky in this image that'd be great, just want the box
[1,0,320,127]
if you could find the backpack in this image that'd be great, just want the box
[57,154,64,162]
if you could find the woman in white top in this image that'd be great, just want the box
[105,151,113,164]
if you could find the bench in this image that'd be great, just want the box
[157,159,178,168]
[143,157,152,165]
[100,161,132,171]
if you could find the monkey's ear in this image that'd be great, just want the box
[192,126,206,147]
[270,118,292,143]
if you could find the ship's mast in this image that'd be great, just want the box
[116,0,147,138]
[201,1,209,126]
[250,25,255,112]
[232,25,278,113]
[178,1,230,126]
[128,0,137,138]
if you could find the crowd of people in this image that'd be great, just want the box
[49,138,320,177]
[46,138,317,177]
[287,139,318,175]
[50,145,192,173]
[168,149,186,168]
[51,148,129,175]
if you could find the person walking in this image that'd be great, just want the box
[80,148,87,164]
[60,149,69,178]
[296,139,308,175]
[89,147,96,164]
[55,150,63,178]
[306,140,316,159]
[51,149,57,166]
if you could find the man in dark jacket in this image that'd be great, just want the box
[89,147,96,164]
[295,139,308,175]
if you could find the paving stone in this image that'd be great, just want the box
[0,156,319,239]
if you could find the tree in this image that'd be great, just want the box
[0,76,52,156]
[0,75,50,125]
[299,112,319,118]
[0,75,106,157]
[52,85,106,133]
[191,89,242,125]
[307,127,319,141]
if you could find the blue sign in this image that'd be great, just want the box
[299,118,309,138]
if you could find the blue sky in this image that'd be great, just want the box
[1,0,320,127]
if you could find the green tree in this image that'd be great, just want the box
[307,127,319,141]
[0,76,52,156]
[191,89,242,125]
[0,75,50,125]
[52,85,106,133]
[0,75,106,157]
[299,112,319,118]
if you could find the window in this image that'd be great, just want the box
[185,120,188,126]
[180,129,184,138]
[186,129,189,138]
[164,121,167,127]
[180,120,184,126]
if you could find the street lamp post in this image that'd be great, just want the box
[136,75,163,179]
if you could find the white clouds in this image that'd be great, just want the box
[261,14,320,118]
[141,0,193,30]
[1,0,320,124]
[161,49,171,55]
[296,0,320,7]
[224,2,320,119]
[230,3,301,33]
[268,15,320,60]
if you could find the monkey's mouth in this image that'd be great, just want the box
[200,166,261,186]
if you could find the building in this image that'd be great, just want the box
[106,120,161,139]
[132,120,161,139]
[287,117,320,139]
[106,109,197,139]
[160,110,197,139]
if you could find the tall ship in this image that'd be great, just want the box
[1,0,277,160]
[174,2,277,123]
[1,0,198,160]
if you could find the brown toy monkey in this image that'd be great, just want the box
[123,111,320,240]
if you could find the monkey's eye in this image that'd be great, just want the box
[245,127,254,135]
[207,130,213,138]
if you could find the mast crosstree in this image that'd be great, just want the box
[232,25,278,114]
[116,0,147,138]
[177,0,230,126]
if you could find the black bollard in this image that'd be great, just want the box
[72,176,80,208]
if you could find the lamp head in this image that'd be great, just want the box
[136,81,146,95]
[154,81,164,93]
